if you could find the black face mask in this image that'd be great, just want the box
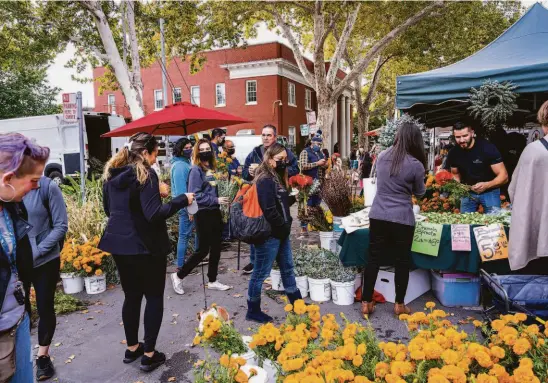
[219,138,225,146]
[276,160,288,170]
[227,149,235,156]
[199,151,213,161]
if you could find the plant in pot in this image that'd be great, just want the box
[59,239,86,294]
[269,260,284,291]
[329,264,357,306]
[78,237,110,295]
[321,170,352,230]
[306,248,338,302]
[292,246,317,298]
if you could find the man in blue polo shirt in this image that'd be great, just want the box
[446,121,508,214]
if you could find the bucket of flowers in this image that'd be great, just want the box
[289,173,313,222]
[193,354,267,383]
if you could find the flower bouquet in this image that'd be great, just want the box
[307,206,332,232]
[289,174,313,221]
[193,305,247,356]
[215,173,241,223]
[193,354,264,383]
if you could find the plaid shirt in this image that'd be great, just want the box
[299,149,324,180]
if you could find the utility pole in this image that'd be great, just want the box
[159,17,170,166]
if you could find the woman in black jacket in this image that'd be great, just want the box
[246,143,301,323]
[0,133,50,383]
[99,132,193,373]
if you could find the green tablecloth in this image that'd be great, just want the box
[337,225,512,274]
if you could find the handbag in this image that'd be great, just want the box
[362,159,377,207]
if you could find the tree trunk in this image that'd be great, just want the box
[316,99,334,149]
[80,1,145,119]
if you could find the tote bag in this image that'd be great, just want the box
[362,159,377,207]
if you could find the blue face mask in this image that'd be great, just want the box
[183,149,193,158]
[313,145,321,152]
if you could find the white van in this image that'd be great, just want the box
[0,112,126,184]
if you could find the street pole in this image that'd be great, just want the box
[159,18,170,167]
[76,91,86,203]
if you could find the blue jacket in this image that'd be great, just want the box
[242,145,299,181]
[170,156,191,198]
[228,157,241,178]
[0,203,33,321]
[99,166,189,257]
[188,165,220,211]
[23,177,68,268]
[256,176,293,240]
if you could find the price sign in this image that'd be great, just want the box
[473,224,509,262]
[411,222,443,257]
[451,224,471,251]
[300,124,309,136]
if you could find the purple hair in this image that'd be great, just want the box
[0,133,50,176]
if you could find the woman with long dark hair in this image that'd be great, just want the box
[100,132,193,372]
[361,122,426,317]
[176,139,231,291]
[246,143,301,323]
[0,133,50,383]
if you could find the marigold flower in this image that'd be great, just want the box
[95,269,103,276]
[352,355,363,367]
[357,343,366,356]
[354,377,372,383]
[441,349,460,365]
[476,373,498,383]
[219,354,230,367]
[491,319,506,332]
[512,338,531,355]
[426,302,436,309]
[192,335,201,345]
[514,313,527,322]
[489,346,505,359]
[375,362,389,378]
[473,320,483,328]
[234,369,248,383]
[284,304,293,312]
[525,324,539,336]
[410,350,426,361]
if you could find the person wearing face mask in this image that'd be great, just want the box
[176,139,232,291]
[246,143,301,323]
[298,136,327,235]
[210,128,226,158]
[100,132,194,372]
[169,138,199,295]
[223,140,241,179]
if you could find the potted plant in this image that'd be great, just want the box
[193,354,267,383]
[292,246,316,298]
[321,170,352,232]
[59,240,85,294]
[307,207,334,251]
[306,248,339,302]
[329,264,357,306]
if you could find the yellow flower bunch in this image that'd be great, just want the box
[60,237,110,277]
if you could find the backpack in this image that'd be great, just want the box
[39,177,66,250]
[229,183,272,244]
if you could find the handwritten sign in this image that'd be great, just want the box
[300,124,309,136]
[411,222,443,257]
[451,224,472,251]
[473,224,509,262]
[61,93,77,124]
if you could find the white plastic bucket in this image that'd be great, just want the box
[84,275,107,294]
[333,216,344,232]
[319,231,333,250]
[236,336,258,366]
[262,359,278,383]
[331,280,355,306]
[308,278,331,302]
[295,275,309,298]
[332,231,342,254]
[270,269,284,291]
[240,365,268,383]
[60,273,84,294]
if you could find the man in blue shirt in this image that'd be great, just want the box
[210,128,225,157]
[223,140,241,179]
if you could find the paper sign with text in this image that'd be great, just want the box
[473,224,509,262]
[61,93,77,124]
[411,222,443,257]
[451,224,472,251]
[300,124,309,136]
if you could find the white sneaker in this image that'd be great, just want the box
[171,273,184,295]
[207,281,232,291]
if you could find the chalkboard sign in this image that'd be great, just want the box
[411,222,443,257]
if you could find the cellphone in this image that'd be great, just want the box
[14,282,25,306]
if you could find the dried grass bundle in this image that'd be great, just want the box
[321,170,352,217]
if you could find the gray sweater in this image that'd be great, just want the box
[23,177,68,268]
[369,148,426,226]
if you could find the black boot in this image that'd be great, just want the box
[246,300,273,323]
[286,290,303,304]
[36,355,55,381]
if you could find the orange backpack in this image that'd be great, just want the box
[229,183,272,244]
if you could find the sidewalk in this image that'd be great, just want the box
[33,212,483,382]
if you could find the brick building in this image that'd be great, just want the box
[93,42,353,155]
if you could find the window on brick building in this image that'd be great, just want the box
[288,126,296,147]
[288,82,296,107]
[108,94,116,114]
[173,88,182,103]
[154,89,163,110]
[191,86,200,106]
[215,83,226,107]
[246,80,257,104]
[305,89,312,110]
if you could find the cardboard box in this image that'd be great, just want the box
[374,268,431,304]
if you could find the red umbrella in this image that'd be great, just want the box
[102,102,251,137]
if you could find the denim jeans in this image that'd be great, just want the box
[176,210,194,268]
[10,313,32,383]
[249,244,256,265]
[248,237,298,302]
[460,188,501,214]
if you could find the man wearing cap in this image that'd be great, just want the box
[299,136,328,235]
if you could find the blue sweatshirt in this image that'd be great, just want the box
[188,165,220,211]
[170,156,192,198]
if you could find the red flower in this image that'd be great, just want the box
[289,174,313,190]
[435,170,453,186]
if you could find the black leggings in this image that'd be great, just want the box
[178,209,222,283]
[362,219,415,304]
[114,254,166,353]
[24,258,60,346]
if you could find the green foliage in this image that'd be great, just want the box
[468,80,519,132]
[0,69,61,120]
[378,114,425,150]
[203,322,247,356]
